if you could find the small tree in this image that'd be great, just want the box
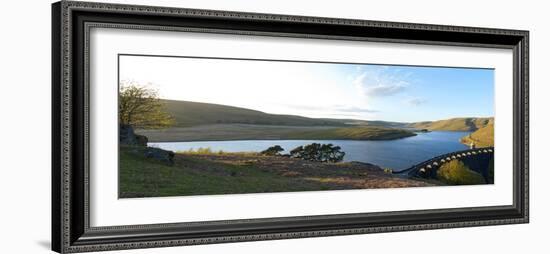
[437,159,485,185]
[289,146,304,158]
[260,145,284,156]
[119,81,175,129]
[320,144,345,163]
[289,143,345,163]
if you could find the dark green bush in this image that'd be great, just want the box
[289,143,345,163]
[260,145,284,156]
[437,159,485,185]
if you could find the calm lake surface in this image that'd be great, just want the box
[149,131,471,170]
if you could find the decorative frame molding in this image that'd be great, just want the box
[52,1,529,253]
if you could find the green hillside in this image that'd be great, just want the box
[137,100,489,142]
[162,99,348,127]
[410,117,494,131]
[460,123,494,147]
[286,126,416,140]
[138,124,417,142]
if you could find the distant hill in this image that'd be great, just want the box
[161,99,350,127]
[460,123,494,147]
[161,99,492,133]
[138,124,417,142]
[409,117,494,131]
[286,126,416,140]
[336,119,408,128]
[161,99,406,128]
[139,100,493,142]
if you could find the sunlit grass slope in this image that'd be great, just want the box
[410,117,493,131]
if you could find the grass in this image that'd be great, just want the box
[137,124,336,142]
[138,124,416,142]
[118,145,434,198]
[436,159,486,185]
[286,126,416,140]
[119,146,340,198]
[178,147,216,154]
[162,99,347,127]
[139,99,485,142]
[177,147,258,156]
[410,117,493,131]
[460,123,494,147]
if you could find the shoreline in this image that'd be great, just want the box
[137,124,418,143]
[145,135,418,143]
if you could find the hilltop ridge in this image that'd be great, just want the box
[409,117,494,131]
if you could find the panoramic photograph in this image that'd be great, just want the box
[118,54,495,198]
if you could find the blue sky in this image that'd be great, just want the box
[337,64,494,122]
[120,55,494,123]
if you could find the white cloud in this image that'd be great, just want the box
[334,105,379,113]
[283,103,378,118]
[407,97,428,106]
[352,67,410,97]
[120,55,373,119]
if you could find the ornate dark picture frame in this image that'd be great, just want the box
[52,1,529,253]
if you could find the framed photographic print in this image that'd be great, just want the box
[52,1,529,253]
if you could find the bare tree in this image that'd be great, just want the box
[119,81,175,129]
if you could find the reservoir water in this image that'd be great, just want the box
[149,131,471,170]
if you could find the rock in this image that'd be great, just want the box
[144,147,175,165]
[136,134,148,146]
[120,124,148,146]
[120,124,173,165]
[119,124,136,145]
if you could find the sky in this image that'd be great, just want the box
[119,55,494,123]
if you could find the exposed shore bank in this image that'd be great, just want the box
[137,124,417,142]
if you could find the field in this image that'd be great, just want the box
[162,99,349,127]
[137,124,416,142]
[409,117,494,131]
[138,100,495,142]
[122,99,493,198]
[285,126,416,140]
[137,100,417,142]
[119,145,434,198]
[460,123,495,147]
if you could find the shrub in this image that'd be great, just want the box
[289,143,345,163]
[261,145,284,156]
[178,147,215,154]
[289,146,304,158]
[437,159,485,185]
[119,82,175,129]
[196,147,213,154]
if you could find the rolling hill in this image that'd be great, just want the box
[161,99,349,127]
[163,99,493,131]
[138,124,417,142]
[460,123,494,147]
[138,99,494,142]
[285,126,416,140]
[409,117,494,131]
[134,99,418,141]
